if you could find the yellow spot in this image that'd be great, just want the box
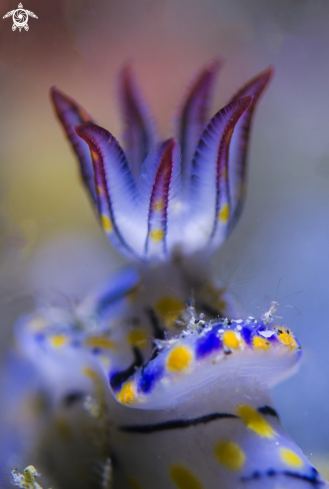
[116,380,136,405]
[223,331,243,349]
[218,203,230,223]
[169,464,203,489]
[97,184,104,196]
[253,336,270,350]
[49,334,67,348]
[127,328,148,348]
[82,367,98,380]
[78,107,92,122]
[213,440,245,471]
[166,345,193,372]
[99,355,111,370]
[149,228,164,242]
[224,126,234,144]
[221,167,228,180]
[126,477,144,489]
[91,149,99,161]
[277,327,298,350]
[101,214,113,233]
[85,336,116,350]
[236,405,276,438]
[280,448,303,468]
[154,296,185,328]
[153,198,165,211]
[27,317,47,333]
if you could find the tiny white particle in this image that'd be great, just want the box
[259,330,275,338]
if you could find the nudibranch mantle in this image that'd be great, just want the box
[6,61,328,488]
[118,317,302,409]
[18,297,302,408]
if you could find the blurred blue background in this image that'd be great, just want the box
[0,0,328,475]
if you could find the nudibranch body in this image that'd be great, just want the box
[7,62,327,488]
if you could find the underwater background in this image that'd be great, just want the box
[0,0,329,478]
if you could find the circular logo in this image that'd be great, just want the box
[3,3,38,32]
[13,9,28,28]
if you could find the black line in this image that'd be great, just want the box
[145,307,166,340]
[110,347,143,391]
[241,467,324,486]
[258,405,279,419]
[197,301,223,318]
[62,391,85,407]
[119,412,238,434]
[284,469,324,486]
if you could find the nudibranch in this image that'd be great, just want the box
[6,62,327,489]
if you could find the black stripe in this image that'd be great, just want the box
[197,301,223,318]
[241,468,324,486]
[119,412,238,434]
[284,469,324,486]
[258,405,279,419]
[62,391,85,407]
[145,307,166,340]
[110,347,143,391]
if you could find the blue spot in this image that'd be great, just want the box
[196,330,221,358]
[35,333,45,343]
[138,361,164,393]
[241,325,253,345]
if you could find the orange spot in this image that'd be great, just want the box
[91,149,99,161]
[236,405,275,438]
[154,296,185,328]
[280,447,303,467]
[223,331,243,349]
[97,184,105,196]
[78,107,92,121]
[82,367,98,380]
[101,214,113,233]
[49,335,67,348]
[253,336,270,350]
[127,329,148,348]
[277,327,298,349]
[213,440,245,471]
[117,380,136,404]
[85,336,116,350]
[169,465,203,489]
[152,199,165,211]
[166,345,192,372]
[149,228,164,242]
[218,203,230,223]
